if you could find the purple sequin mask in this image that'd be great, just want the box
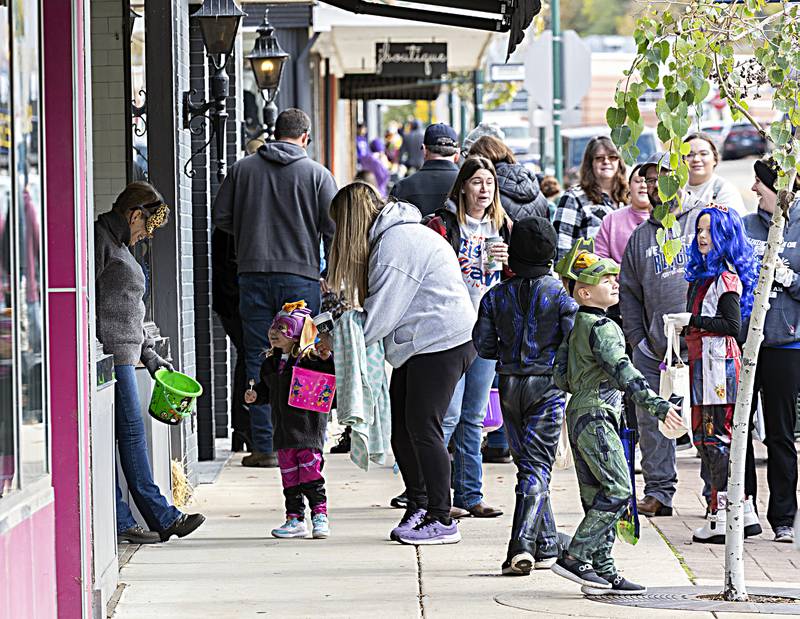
[270,303,313,341]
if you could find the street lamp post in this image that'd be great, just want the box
[182,0,246,182]
[246,11,289,141]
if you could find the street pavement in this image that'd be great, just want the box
[111,428,797,618]
[716,156,759,213]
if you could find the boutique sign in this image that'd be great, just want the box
[375,42,448,78]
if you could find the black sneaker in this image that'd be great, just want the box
[501,551,533,576]
[551,556,611,588]
[118,525,161,544]
[390,492,409,509]
[330,427,351,454]
[483,447,513,464]
[159,513,206,542]
[582,574,647,596]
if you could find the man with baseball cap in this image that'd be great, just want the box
[390,122,460,217]
[619,151,705,518]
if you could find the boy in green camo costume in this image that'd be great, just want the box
[551,239,682,595]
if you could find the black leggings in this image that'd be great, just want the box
[390,341,476,521]
[745,346,799,529]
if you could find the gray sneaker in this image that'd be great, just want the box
[396,516,461,545]
[774,526,794,543]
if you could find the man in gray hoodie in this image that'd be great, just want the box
[619,153,704,517]
[213,108,338,467]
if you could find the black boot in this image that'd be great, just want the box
[330,427,351,454]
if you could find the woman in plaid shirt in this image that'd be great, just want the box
[553,136,629,262]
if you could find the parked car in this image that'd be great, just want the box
[721,123,769,160]
[698,120,731,150]
[561,126,658,186]
[500,123,535,155]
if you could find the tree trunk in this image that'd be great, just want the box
[724,176,797,601]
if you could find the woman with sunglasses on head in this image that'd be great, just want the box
[95,181,205,545]
[553,136,629,262]
[683,132,746,215]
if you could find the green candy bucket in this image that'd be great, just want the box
[148,369,203,425]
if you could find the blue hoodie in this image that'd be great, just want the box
[743,201,800,347]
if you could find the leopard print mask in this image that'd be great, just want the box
[145,203,170,237]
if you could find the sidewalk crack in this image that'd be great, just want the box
[416,546,426,618]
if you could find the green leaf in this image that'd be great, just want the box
[769,68,786,85]
[657,121,671,143]
[656,228,666,247]
[611,125,632,148]
[625,97,641,122]
[694,81,710,105]
[606,107,626,129]
[665,91,681,111]
[679,141,691,156]
[620,144,641,166]
[642,63,660,88]
[663,239,683,266]
[721,43,734,59]
[770,121,792,147]
[653,203,669,222]
[670,152,680,169]
[659,40,671,63]
[658,174,680,200]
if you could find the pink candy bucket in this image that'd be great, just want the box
[483,388,504,432]
[288,366,336,413]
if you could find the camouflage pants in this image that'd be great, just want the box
[566,408,631,577]
[499,375,565,559]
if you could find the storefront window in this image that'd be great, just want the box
[0,0,48,500]
[0,1,15,499]
[13,0,46,484]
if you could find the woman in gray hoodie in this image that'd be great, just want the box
[95,181,204,545]
[326,182,477,546]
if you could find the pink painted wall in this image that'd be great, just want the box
[44,1,94,617]
[0,502,57,618]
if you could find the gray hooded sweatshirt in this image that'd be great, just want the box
[619,196,704,360]
[362,200,476,367]
[212,141,337,279]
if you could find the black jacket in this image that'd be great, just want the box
[252,350,335,451]
[494,161,549,222]
[211,228,239,320]
[389,159,459,217]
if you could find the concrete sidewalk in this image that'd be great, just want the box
[111,435,760,618]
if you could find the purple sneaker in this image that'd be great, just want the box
[390,509,426,541]
[396,516,461,546]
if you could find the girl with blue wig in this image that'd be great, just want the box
[664,203,759,544]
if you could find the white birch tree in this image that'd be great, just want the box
[606,0,800,601]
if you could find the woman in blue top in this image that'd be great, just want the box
[742,158,800,544]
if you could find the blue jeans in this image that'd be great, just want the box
[114,365,182,533]
[443,355,496,509]
[239,272,320,454]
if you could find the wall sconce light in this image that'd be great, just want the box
[246,10,289,141]
[182,0,246,182]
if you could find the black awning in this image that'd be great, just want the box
[339,74,441,101]
[321,1,540,59]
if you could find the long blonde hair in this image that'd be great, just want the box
[327,182,384,307]
[448,156,506,230]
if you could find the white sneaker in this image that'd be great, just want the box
[634,447,642,474]
[693,510,726,544]
[312,513,330,539]
[744,498,762,538]
[271,517,308,538]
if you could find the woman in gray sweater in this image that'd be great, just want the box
[95,181,204,544]
[325,182,477,546]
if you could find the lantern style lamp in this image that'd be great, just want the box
[247,10,289,140]
[183,0,246,181]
